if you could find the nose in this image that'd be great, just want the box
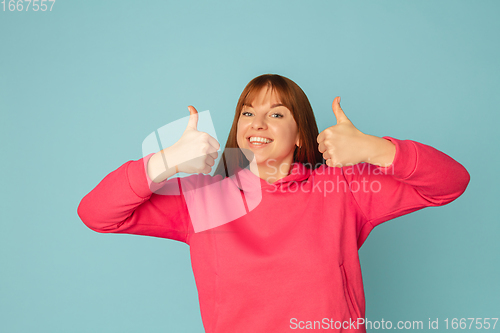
[250,114,267,130]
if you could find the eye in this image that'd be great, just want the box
[240,111,283,118]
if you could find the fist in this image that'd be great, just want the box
[317,97,369,168]
[169,105,220,174]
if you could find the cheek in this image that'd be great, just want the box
[237,119,249,133]
[276,124,298,143]
[236,122,241,137]
[236,122,245,144]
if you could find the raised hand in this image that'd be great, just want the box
[168,105,220,174]
[317,97,371,168]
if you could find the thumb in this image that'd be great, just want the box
[332,96,349,125]
[185,105,199,131]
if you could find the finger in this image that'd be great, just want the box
[318,141,326,154]
[207,151,218,160]
[205,155,215,167]
[204,144,219,162]
[207,135,221,151]
[185,105,199,131]
[326,158,342,168]
[202,164,212,174]
[331,96,350,125]
[317,131,325,144]
[205,141,219,155]
[322,150,331,160]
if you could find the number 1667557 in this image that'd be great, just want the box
[1,0,56,11]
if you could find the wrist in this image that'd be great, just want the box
[148,147,179,183]
[363,135,396,167]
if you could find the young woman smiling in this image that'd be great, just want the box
[78,74,470,332]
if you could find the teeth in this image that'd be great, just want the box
[249,137,272,143]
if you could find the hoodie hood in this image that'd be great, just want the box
[229,162,312,192]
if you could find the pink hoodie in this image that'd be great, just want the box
[77,136,470,332]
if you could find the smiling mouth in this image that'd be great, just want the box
[247,137,274,146]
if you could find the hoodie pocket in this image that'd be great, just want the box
[340,263,361,319]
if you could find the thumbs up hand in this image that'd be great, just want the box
[168,105,220,174]
[317,97,371,168]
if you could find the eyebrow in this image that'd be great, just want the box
[244,103,284,108]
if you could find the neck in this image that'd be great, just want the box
[249,159,295,184]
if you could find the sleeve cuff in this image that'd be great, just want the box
[127,152,170,198]
[375,136,418,180]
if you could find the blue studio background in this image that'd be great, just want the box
[1,0,499,332]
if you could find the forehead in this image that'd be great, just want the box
[243,85,282,107]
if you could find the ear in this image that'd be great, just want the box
[295,133,301,148]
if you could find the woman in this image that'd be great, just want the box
[78,74,470,332]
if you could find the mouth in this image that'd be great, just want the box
[247,136,274,147]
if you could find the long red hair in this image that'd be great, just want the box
[213,74,324,178]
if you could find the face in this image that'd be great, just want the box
[236,86,300,168]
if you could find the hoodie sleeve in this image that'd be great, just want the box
[341,136,470,249]
[77,153,191,244]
